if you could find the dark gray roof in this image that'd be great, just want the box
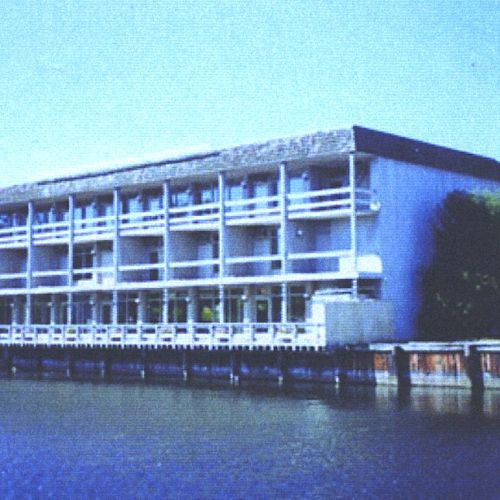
[0,126,498,205]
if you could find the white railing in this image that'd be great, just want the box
[225,194,280,222]
[169,202,219,228]
[0,322,326,350]
[287,187,378,218]
[0,225,28,247]
[0,187,379,245]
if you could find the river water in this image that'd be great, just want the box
[0,377,499,499]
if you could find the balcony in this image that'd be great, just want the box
[0,322,326,350]
[0,187,379,247]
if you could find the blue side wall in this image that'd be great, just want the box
[371,157,500,340]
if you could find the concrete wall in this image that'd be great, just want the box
[311,296,394,345]
[371,157,500,340]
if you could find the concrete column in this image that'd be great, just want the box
[162,288,169,323]
[66,292,73,325]
[112,290,119,324]
[50,294,57,325]
[305,283,313,321]
[91,292,98,323]
[218,171,226,279]
[68,194,75,287]
[12,297,22,325]
[25,295,32,326]
[281,282,288,323]
[218,285,225,323]
[138,291,146,323]
[163,181,170,282]
[243,285,252,323]
[187,288,197,323]
[113,188,121,285]
[279,162,289,274]
[26,201,34,291]
[230,350,241,386]
[349,153,358,298]
[25,202,34,326]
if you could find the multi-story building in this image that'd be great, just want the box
[0,126,498,349]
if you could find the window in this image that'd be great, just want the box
[198,184,218,205]
[171,189,191,208]
[72,294,92,325]
[288,286,306,322]
[224,288,244,323]
[122,194,143,214]
[74,246,94,280]
[198,289,220,323]
[118,292,138,324]
[168,291,188,323]
[145,190,163,211]
[145,292,162,323]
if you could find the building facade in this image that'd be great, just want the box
[0,126,498,349]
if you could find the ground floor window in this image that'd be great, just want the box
[72,294,92,325]
[145,291,162,323]
[224,288,244,323]
[118,292,138,324]
[198,288,220,322]
[0,299,12,324]
[168,290,187,323]
[289,285,306,322]
[33,295,51,324]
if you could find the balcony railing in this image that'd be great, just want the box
[0,187,379,246]
[0,322,326,350]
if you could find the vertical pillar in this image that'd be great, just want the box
[305,283,313,321]
[349,153,358,298]
[162,288,168,323]
[112,188,121,326]
[279,162,289,274]
[68,194,75,290]
[162,181,171,326]
[187,288,197,323]
[243,285,252,323]
[163,180,171,282]
[113,188,121,286]
[218,171,226,280]
[281,283,288,323]
[182,350,192,381]
[25,201,34,326]
[138,291,146,323]
[25,295,32,326]
[112,290,119,324]
[279,162,289,322]
[50,294,57,325]
[218,285,225,323]
[91,292,98,323]
[230,350,241,386]
[66,292,73,325]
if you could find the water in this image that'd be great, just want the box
[0,377,499,499]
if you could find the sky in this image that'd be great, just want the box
[0,0,499,187]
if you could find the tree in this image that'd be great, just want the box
[418,190,500,340]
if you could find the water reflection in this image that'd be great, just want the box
[0,376,498,499]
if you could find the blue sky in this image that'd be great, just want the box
[1,0,499,186]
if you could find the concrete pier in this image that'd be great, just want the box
[0,341,499,390]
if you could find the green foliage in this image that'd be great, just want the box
[418,190,500,340]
